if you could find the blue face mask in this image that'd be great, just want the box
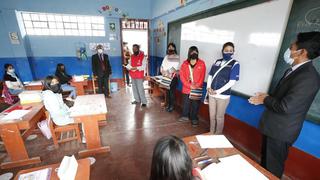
[222,52,233,60]
[283,48,294,65]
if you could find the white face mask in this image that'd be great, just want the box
[283,48,294,65]
[97,49,103,54]
[8,69,15,73]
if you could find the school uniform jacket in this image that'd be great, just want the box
[259,61,320,143]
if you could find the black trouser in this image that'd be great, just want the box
[182,93,201,124]
[166,76,178,108]
[261,135,291,178]
[97,74,109,96]
[125,69,130,85]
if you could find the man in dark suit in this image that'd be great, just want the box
[92,44,112,98]
[249,31,320,178]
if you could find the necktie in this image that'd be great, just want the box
[99,54,106,71]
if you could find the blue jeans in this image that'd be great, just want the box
[61,84,76,98]
[9,88,23,95]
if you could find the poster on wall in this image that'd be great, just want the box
[89,43,111,51]
[9,32,20,44]
[109,23,116,32]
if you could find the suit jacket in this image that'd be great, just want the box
[259,61,320,143]
[92,53,112,77]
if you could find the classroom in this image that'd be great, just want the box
[0,0,319,179]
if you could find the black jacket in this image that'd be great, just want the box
[259,61,320,143]
[92,53,112,77]
[55,71,72,84]
[3,72,19,82]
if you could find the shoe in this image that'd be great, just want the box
[141,104,147,107]
[66,97,74,101]
[191,121,199,127]
[166,106,174,112]
[178,117,189,122]
[106,95,112,98]
[131,101,139,104]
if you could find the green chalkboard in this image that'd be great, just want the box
[270,0,320,124]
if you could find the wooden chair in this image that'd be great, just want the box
[45,111,81,148]
[92,73,98,94]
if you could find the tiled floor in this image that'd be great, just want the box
[0,86,209,179]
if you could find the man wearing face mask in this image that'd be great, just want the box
[249,32,320,178]
[92,44,112,98]
[129,44,147,107]
[179,46,206,127]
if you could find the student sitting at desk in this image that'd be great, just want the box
[150,135,203,180]
[42,75,85,142]
[55,63,76,100]
[3,63,24,95]
[42,76,74,126]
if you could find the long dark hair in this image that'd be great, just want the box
[167,42,177,55]
[187,46,199,61]
[149,135,193,180]
[55,63,65,74]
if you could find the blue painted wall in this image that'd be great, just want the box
[0,0,151,81]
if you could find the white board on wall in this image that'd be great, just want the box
[180,0,293,96]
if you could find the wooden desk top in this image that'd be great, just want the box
[70,94,107,117]
[14,158,90,180]
[183,135,278,180]
[0,103,44,130]
[70,79,88,85]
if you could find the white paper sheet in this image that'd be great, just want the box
[1,110,31,121]
[196,135,233,149]
[18,167,51,180]
[201,154,268,180]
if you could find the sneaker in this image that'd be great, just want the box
[66,97,74,101]
[141,104,147,107]
[178,117,189,122]
[131,101,140,104]
[191,121,199,127]
[106,95,112,98]
[166,106,174,112]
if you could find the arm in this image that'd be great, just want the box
[215,80,236,94]
[105,55,112,75]
[137,56,147,71]
[180,64,192,89]
[91,55,97,76]
[264,76,319,114]
[194,63,206,88]
[43,93,69,117]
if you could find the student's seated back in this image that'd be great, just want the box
[42,75,74,126]
[150,135,201,180]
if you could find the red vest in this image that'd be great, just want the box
[129,52,145,79]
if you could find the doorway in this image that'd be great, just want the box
[120,19,149,86]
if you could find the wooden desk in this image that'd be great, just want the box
[149,76,167,106]
[70,94,109,157]
[70,80,88,96]
[183,135,278,180]
[0,103,45,169]
[14,158,90,180]
[24,81,43,91]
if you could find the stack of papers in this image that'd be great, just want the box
[18,168,51,180]
[201,154,268,180]
[196,135,234,148]
[19,90,42,104]
[1,110,31,122]
[73,75,85,82]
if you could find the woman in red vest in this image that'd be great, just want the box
[128,44,147,107]
[179,46,206,127]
